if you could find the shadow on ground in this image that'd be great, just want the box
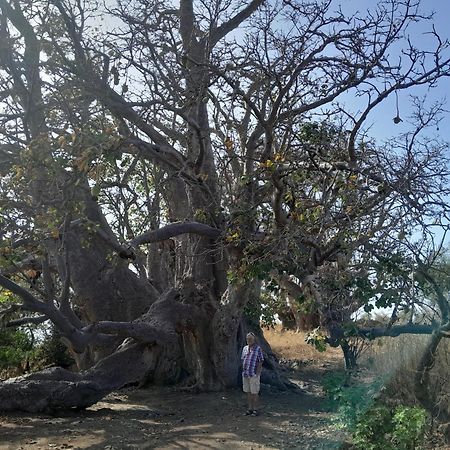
[0,363,346,450]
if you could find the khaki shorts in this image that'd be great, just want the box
[242,375,260,394]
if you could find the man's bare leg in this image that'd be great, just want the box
[251,393,258,412]
[247,392,253,410]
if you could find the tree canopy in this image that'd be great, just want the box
[0,0,449,411]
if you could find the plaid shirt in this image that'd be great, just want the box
[241,344,264,377]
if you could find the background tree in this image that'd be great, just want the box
[0,0,449,411]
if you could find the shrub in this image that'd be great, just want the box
[0,329,34,371]
[34,327,74,369]
[321,371,428,449]
[352,405,393,450]
[322,371,384,429]
[352,405,428,450]
[391,406,428,450]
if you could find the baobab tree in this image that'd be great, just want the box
[0,0,449,411]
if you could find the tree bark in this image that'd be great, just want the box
[414,331,446,419]
[340,340,358,371]
[0,283,294,412]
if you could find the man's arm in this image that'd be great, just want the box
[256,347,264,375]
[256,360,263,376]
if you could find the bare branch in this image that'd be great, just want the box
[82,321,175,345]
[130,221,221,248]
[209,0,265,47]
[5,315,48,327]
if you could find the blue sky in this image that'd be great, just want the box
[298,1,450,248]
[337,0,450,144]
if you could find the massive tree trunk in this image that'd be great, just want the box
[0,279,294,412]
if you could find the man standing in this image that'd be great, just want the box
[241,332,264,416]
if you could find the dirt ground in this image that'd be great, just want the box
[0,329,347,450]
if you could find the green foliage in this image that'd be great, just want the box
[322,372,428,450]
[0,289,36,372]
[321,371,385,429]
[0,288,15,304]
[0,329,34,369]
[259,292,285,329]
[0,326,74,375]
[298,122,342,149]
[391,406,428,450]
[243,301,261,325]
[353,405,427,450]
[35,328,74,369]
[305,327,328,352]
[352,405,393,450]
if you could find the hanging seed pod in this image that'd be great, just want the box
[393,90,402,124]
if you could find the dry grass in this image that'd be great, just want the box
[263,326,342,361]
[363,335,450,417]
[364,335,428,374]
